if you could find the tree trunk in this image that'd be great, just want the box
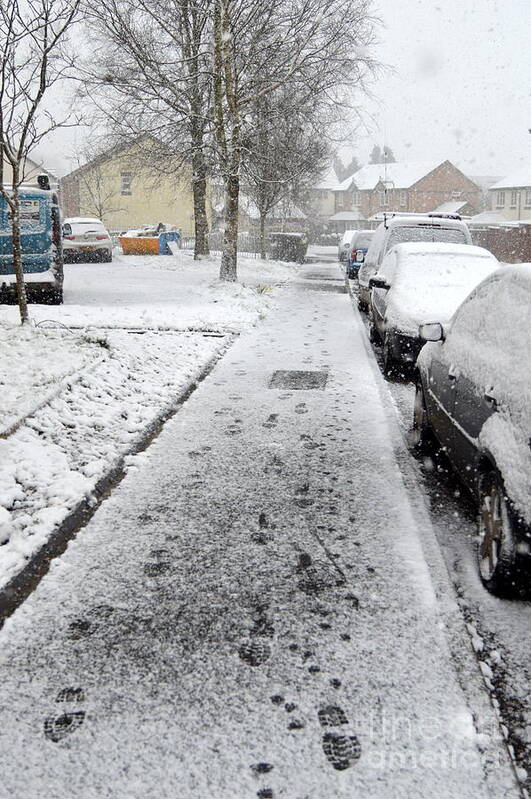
[220,170,239,281]
[259,211,267,259]
[192,152,210,258]
[10,183,30,324]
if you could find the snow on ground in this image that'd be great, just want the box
[0,251,298,331]
[0,251,299,591]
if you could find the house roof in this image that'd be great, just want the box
[333,160,445,192]
[467,211,516,226]
[430,200,469,214]
[489,169,531,190]
[329,210,365,221]
[315,167,340,191]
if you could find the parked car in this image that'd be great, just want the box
[0,177,63,304]
[62,217,113,263]
[338,229,356,262]
[412,264,531,595]
[357,213,473,311]
[368,242,498,375]
[346,230,374,279]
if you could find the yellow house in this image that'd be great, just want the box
[60,141,209,236]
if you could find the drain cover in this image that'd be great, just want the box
[268,370,328,390]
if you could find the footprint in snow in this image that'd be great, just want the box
[44,687,86,743]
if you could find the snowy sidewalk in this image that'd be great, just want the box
[0,262,519,798]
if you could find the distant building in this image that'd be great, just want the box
[2,154,59,189]
[488,170,531,223]
[61,140,207,235]
[326,160,482,232]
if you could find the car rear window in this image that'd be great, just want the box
[387,226,467,250]
[66,223,107,236]
[353,233,373,248]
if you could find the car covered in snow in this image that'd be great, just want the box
[346,229,374,278]
[368,242,499,375]
[412,264,531,595]
[338,228,356,262]
[62,217,113,262]
[357,213,473,311]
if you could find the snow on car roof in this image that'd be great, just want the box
[391,242,494,262]
[64,217,104,224]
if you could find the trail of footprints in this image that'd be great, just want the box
[242,513,362,796]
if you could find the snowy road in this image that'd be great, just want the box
[0,259,520,798]
[352,282,531,789]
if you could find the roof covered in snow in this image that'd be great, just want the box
[314,167,340,191]
[329,210,365,221]
[430,201,469,214]
[334,160,446,192]
[489,170,531,190]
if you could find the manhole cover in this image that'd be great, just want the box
[268,370,328,390]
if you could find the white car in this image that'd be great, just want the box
[62,217,113,262]
[368,242,498,375]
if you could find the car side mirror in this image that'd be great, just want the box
[369,276,390,290]
[419,322,444,342]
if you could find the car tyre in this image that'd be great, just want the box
[102,250,113,263]
[382,335,397,378]
[411,379,435,452]
[368,314,379,344]
[477,469,520,596]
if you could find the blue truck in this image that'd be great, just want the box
[0,177,64,304]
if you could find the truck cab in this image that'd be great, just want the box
[0,179,64,304]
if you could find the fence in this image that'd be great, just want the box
[181,231,262,257]
[470,225,531,263]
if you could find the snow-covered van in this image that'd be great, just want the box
[0,178,64,304]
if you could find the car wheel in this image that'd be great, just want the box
[368,314,379,344]
[411,379,435,452]
[382,335,396,378]
[102,250,113,263]
[478,469,519,596]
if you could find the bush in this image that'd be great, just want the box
[268,232,308,263]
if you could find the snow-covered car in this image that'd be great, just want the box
[62,217,113,263]
[412,264,531,595]
[357,213,473,311]
[368,242,499,375]
[346,229,374,278]
[338,228,356,262]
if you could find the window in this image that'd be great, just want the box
[525,189,531,207]
[336,193,344,209]
[378,190,388,207]
[400,191,407,206]
[496,191,505,206]
[451,190,461,200]
[510,190,518,207]
[352,190,361,206]
[120,172,132,195]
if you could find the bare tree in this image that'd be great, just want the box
[0,0,81,323]
[82,0,213,259]
[242,90,330,257]
[212,0,378,281]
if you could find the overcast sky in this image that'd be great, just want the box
[350,0,531,178]
[39,0,530,181]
